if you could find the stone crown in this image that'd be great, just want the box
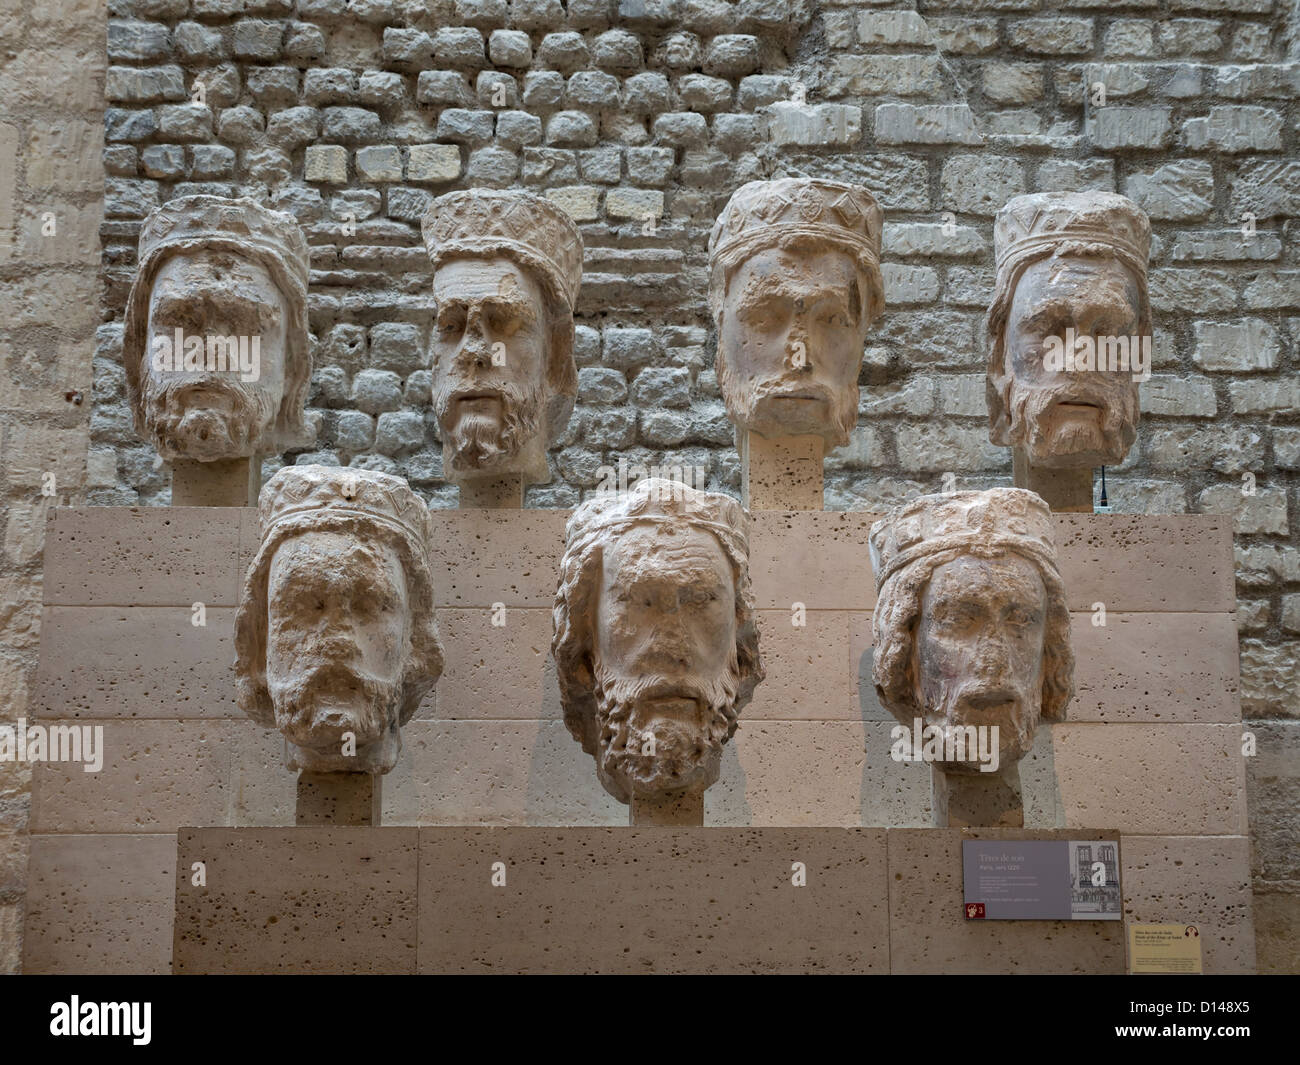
[259,465,431,551]
[869,488,1058,591]
[138,194,310,288]
[994,191,1151,276]
[421,188,583,311]
[566,478,750,558]
[707,178,884,322]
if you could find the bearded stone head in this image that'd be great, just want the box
[235,466,444,775]
[708,178,885,450]
[421,190,582,487]
[870,488,1073,774]
[552,478,764,804]
[123,195,311,464]
[987,192,1152,469]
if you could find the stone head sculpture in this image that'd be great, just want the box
[421,189,582,486]
[235,465,444,774]
[552,478,764,804]
[870,488,1073,774]
[708,178,885,449]
[123,195,311,463]
[987,191,1152,469]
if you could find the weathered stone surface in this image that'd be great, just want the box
[422,189,582,488]
[122,195,311,468]
[988,191,1152,471]
[234,466,444,774]
[708,179,884,449]
[871,489,1072,824]
[416,827,889,973]
[552,478,763,809]
[174,827,418,974]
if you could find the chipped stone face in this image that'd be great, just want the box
[987,191,1152,469]
[235,465,444,774]
[123,195,311,464]
[422,189,582,486]
[708,179,885,449]
[552,478,764,805]
[870,488,1074,773]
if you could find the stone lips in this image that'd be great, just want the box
[869,487,1074,728]
[234,465,444,735]
[551,477,765,771]
[421,188,583,446]
[985,191,1152,447]
[707,177,886,328]
[121,194,313,451]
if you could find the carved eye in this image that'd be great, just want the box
[438,307,467,337]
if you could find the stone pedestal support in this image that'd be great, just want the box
[171,457,259,507]
[458,474,524,509]
[295,773,382,826]
[931,765,1024,828]
[741,432,824,511]
[1012,447,1093,513]
[629,791,705,826]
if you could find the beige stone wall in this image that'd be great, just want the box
[22,508,1256,973]
[0,0,102,972]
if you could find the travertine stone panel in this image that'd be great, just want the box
[417,827,890,973]
[47,508,1234,614]
[173,827,418,974]
[433,607,552,719]
[426,508,568,608]
[744,609,853,720]
[1120,835,1255,975]
[30,720,231,833]
[171,456,259,507]
[33,605,237,719]
[380,719,625,827]
[23,834,176,975]
[749,512,1234,613]
[748,511,876,611]
[1069,612,1240,723]
[228,721,296,828]
[43,507,245,606]
[887,829,1125,974]
[1050,515,1234,613]
[1253,891,1300,976]
[707,719,930,828]
[1055,724,1247,834]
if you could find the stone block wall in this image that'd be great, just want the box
[0,0,1296,970]
[0,0,102,973]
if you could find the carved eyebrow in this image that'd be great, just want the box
[483,294,538,320]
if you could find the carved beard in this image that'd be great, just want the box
[918,670,1038,773]
[271,662,403,753]
[591,662,740,801]
[434,378,545,476]
[145,376,276,462]
[720,364,857,447]
[1006,375,1138,467]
